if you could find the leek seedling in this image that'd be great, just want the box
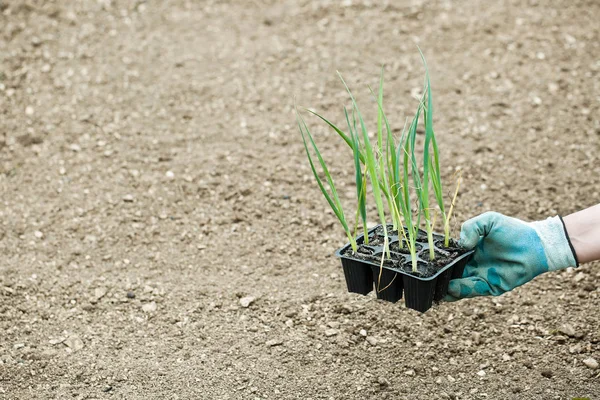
[375,70,401,232]
[403,101,427,271]
[338,72,391,259]
[418,48,458,249]
[297,112,358,252]
[367,82,405,245]
[371,79,423,272]
[345,107,369,244]
[420,100,437,260]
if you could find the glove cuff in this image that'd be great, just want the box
[558,215,580,267]
[529,216,578,271]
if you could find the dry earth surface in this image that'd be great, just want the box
[1,0,599,399]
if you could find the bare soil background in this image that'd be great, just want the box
[1,1,599,399]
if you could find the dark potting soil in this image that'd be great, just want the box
[349,251,399,268]
[398,260,440,277]
[364,234,386,247]
[434,239,469,255]
[356,246,375,255]
[371,224,399,237]
[389,241,423,254]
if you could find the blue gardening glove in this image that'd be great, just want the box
[445,212,578,301]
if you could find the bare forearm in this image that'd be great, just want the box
[563,204,600,264]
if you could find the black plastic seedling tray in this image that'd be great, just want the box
[335,225,474,313]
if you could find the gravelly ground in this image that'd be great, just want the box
[1,1,599,399]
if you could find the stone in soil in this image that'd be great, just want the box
[558,324,576,337]
[582,357,598,369]
[64,336,84,351]
[94,287,107,300]
[265,339,283,347]
[377,377,390,387]
[239,296,255,308]
[366,336,378,346]
[142,302,157,313]
[541,369,553,378]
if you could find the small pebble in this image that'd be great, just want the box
[324,329,338,337]
[541,369,553,378]
[126,291,136,299]
[142,302,157,313]
[366,336,378,346]
[265,339,283,347]
[123,194,134,202]
[93,287,107,300]
[583,357,598,370]
[34,231,44,239]
[64,336,84,351]
[558,324,576,337]
[69,143,81,152]
[239,296,255,308]
[377,377,389,387]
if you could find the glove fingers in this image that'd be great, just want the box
[446,276,493,299]
[459,211,500,249]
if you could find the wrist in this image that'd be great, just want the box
[562,204,600,264]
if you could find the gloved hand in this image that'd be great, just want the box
[445,212,578,301]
